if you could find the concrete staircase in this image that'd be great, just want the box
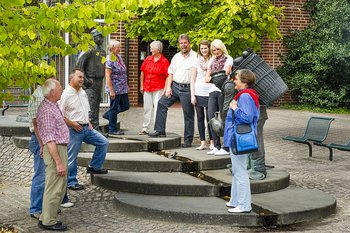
[8,122,336,227]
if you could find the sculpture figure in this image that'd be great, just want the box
[76,29,106,130]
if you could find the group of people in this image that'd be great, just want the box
[139,34,260,213]
[27,32,260,232]
[28,69,110,231]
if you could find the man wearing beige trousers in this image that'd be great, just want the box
[37,78,70,231]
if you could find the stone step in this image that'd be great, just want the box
[78,149,231,172]
[91,168,289,196]
[201,168,290,194]
[92,171,220,196]
[114,187,336,226]
[0,116,111,137]
[115,192,260,226]
[12,132,181,152]
[78,152,183,172]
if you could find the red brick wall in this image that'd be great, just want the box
[259,0,310,105]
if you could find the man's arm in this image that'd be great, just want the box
[46,141,66,177]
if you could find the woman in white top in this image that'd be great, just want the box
[190,40,214,150]
[204,39,233,156]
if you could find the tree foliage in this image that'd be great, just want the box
[125,0,283,57]
[0,0,162,102]
[278,0,350,108]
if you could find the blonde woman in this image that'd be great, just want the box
[190,40,214,150]
[204,39,233,156]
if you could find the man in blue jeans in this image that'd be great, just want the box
[28,84,45,219]
[59,68,109,191]
[28,82,74,219]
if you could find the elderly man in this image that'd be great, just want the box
[76,29,106,130]
[149,34,197,148]
[37,78,69,231]
[59,68,108,191]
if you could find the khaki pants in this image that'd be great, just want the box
[41,144,68,225]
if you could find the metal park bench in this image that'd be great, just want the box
[314,140,350,161]
[282,116,335,159]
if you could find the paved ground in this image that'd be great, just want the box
[1,106,350,232]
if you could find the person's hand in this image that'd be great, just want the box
[140,86,144,95]
[39,144,43,158]
[88,122,93,131]
[72,121,83,132]
[230,99,238,110]
[165,87,172,98]
[110,89,116,100]
[56,162,66,176]
[191,95,196,106]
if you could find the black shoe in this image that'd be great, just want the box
[109,130,124,136]
[181,143,192,148]
[148,131,166,138]
[68,184,84,191]
[39,221,62,226]
[87,166,108,174]
[38,222,67,231]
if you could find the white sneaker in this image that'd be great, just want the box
[207,147,219,155]
[60,202,74,208]
[226,202,235,208]
[214,148,229,156]
[228,206,251,213]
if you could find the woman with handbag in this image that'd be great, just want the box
[224,69,260,213]
[204,39,233,156]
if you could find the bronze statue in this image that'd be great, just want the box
[76,29,106,130]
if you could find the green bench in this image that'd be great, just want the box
[282,116,335,160]
[314,141,350,161]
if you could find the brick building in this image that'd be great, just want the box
[113,0,310,107]
[7,0,309,107]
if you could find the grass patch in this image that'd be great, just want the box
[280,104,350,114]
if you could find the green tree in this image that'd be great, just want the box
[0,0,162,102]
[278,0,350,108]
[125,0,283,56]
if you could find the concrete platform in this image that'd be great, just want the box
[78,152,183,172]
[114,187,336,226]
[0,115,111,137]
[12,132,181,152]
[115,192,260,226]
[92,171,220,196]
[164,147,231,171]
[201,168,290,194]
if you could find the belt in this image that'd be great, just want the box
[173,81,190,88]
[78,123,89,126]
[57,144,68,146]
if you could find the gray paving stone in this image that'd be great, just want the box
[1,107,350,232]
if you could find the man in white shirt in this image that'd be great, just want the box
[149,34,197,148]
[59,69,109,191]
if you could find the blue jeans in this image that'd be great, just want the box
[67,126,109,187]
[228,148,251,211]
[29,134,45,214]
[107,93,130,133]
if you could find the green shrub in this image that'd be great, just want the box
[278,0,350,108]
